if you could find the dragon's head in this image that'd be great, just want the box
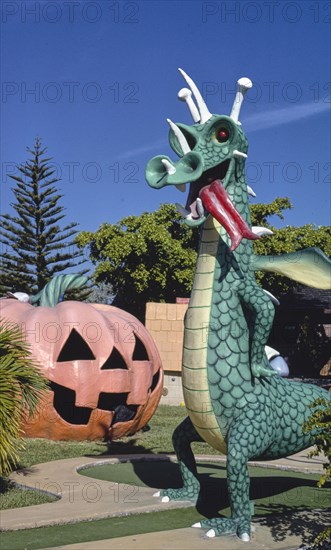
[146,69,257,251]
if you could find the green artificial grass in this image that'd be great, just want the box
[1,461,330,550]
[0,508,204,550]
[79,459,331,516]
[1,404,329,549]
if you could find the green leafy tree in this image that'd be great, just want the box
[0,138,87,296]
[78,199,330,318]
[76,204,199,318]
[303,398,331,547]
[0,320,48,477]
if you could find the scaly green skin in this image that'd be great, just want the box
[146,84,331,539]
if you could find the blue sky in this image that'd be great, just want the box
[1,0,330,251]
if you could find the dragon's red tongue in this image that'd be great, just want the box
[199,180,259,251]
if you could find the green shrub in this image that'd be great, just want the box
[0,320,48,476]
[303,397,331,547]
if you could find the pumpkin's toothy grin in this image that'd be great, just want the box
[50,381,138,425]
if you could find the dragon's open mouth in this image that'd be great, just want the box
[177,159,258,251]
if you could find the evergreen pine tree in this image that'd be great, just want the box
[0,137,86,295]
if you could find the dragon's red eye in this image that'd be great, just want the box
[216,128,229,143]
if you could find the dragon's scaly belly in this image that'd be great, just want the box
[182,217,227,453]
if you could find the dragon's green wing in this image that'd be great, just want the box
[251,247,331,289]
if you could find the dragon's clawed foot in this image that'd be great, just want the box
[193,517,251,541]
[153,485,199,503]
[251,362,277,378]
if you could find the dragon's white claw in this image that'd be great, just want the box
[192,522,201,528]
[262,289,280,306]
[161,496,170,503]
[206,529,216,538]
[153,491,160,497]
[240,532,250,542]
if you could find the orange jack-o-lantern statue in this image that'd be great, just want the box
[1,275,163,441]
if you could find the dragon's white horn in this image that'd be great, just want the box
[230,77,253,123]
[178,68,212,124]
[178,88,200,123]
[166,118,191,154]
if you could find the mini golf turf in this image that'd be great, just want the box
[1,461,329,550]
[79,460,331,516]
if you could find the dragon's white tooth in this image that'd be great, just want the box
[178,88,200,123]
[233,149,248,159]
[247,185,256,197]
[262,289,280,306]
[178,68,212,124]
[161,158,176,175]
[265,345,280,360]
[252,226,273,236]
[176,203,190,217]
[175,184,186,193]
[166,118,191,154]
[196,197,204,217]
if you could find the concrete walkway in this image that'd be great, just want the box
[1,449,328,549]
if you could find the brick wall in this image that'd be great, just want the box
[146,302,188,405]
[145,302,188,372]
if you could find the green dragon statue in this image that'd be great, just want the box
[146,69,331,541]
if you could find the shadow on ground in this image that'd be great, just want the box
[255,506,330,544]
[84,439,158,458]
[127,460,330,543]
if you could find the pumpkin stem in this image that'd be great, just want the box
[30,275,89,307]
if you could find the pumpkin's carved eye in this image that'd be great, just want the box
[57,329,95,361]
